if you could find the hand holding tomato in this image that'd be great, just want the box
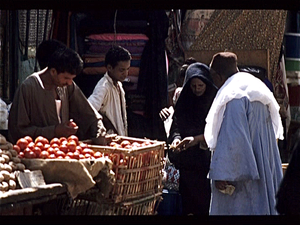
[55,120,78,137]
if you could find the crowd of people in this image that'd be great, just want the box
[5,38,299,215]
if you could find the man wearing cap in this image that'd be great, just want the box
[204,52,284,215]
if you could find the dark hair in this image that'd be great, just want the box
[47,46,83,75]
[105,45,132,68]
[210,52,238,78]
[36,39,67,69]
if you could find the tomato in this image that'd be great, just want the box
[120,140,131,148]
[44,143,50,150]
[48,154,56,159]
[79,142,88,150]
[94,151,102,158]
[79,154,85,159]
[66,152,74,158]
[124,145,132,149]
[131,142,141,148]
[59,137,67,144]
[144,140,151,146]
[51,143,59,149]
[59,144,69,154]
[65,155,71,159]
[35,142,44,150]
[61,140,68,146]
[82,148,94,156]
[24,136,33,143]
[72,151,80,160]
[24,150,36,159]
[47,147,56,155]
[27,142,35,150]
[109,141,117,147]
[13,145,21,154]
[67,135,79,145]
[55,150,66,158]
[18,151,25,158]
[33,146,42,157]
[40,151,49,159]
[50,137,60,146]
[67,140,77,152]
[17,138,29,151]
[75,146,83,154]
[84,153,92,159]
[35,136,48,145]
[68,121,77,128]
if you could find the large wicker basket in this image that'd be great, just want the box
[61,189,162,216]
[88,136,165,203]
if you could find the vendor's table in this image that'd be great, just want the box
[0,183,68,215]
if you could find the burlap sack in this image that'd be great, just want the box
[21,158,114,199]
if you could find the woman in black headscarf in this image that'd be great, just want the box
[168,62,217,215]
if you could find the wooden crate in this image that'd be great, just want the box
[88,136,165,203]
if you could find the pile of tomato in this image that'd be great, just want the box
[14,135,102,160]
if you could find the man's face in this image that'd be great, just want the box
[52,70,76,87]
[107,60,131,83]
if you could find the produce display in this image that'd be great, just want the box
[15,135,100,160]
[0,135,26,192]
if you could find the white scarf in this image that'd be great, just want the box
[204,72,284,150]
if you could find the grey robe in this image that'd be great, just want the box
[8,73,106,144]
[209,97,283,215]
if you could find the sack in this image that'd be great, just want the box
[162,153,180,191]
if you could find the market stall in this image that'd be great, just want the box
[0,133,164,215]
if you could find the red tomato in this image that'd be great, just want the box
[94,151,102,158]
[51,143,59,149]
[44,143,50,150]
[18,151,25,158]
[13,145,21,154]
[57,156,64,159]
[64,155,71,159]
[33,146,42,157]
[40,151,49,159]
[75,146,83,154]
[24,136,33,143]
[35,142,44,150]
[59,144,69,154]
[17,138,29,151]
[67,135,79,145]
[61,140,68,146]
[131,142,141,148]
[120,140,131,148]
[55,150,66,158]
[72,152,80,160]
[84,153,92,159]
[82,148,94,156]
[50,137,60,146]
[27,142,35,150]
[24,150,36,159]
[35,136,49,145]
[109,141,118,147]
[47,147,56,155]
[67,140,77,152]
[79,154,85,159]
[67,152,74,158]
[124,145,132,149]
[79,142,88,150]
[59,137,67,144]
[48,154,56,159]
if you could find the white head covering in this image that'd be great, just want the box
[204,72,284,150]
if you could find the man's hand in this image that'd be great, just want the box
[215,180,229,190]
[55,120,78,137]
[159,107,171,121]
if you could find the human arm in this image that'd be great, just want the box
[159,107,171,121]
[68,82,107,143]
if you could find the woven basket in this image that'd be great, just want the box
[61,190,162,216]
[88,136,165,203]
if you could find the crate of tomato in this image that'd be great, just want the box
[87,136,165,203]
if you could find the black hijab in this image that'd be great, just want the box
[173,62,217,137]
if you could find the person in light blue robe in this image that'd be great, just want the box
[205,52,284,215]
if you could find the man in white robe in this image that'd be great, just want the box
[204,52,284,215]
